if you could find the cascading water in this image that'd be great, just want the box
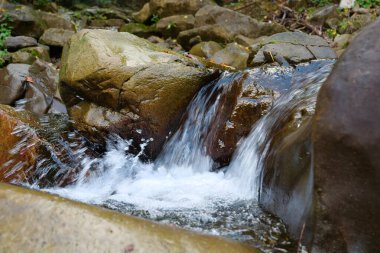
[13,60,334,252]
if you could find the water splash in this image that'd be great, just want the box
[11,60,334,251]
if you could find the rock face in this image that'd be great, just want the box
[60,29,216,158]
[252,32,337,66]
[0,183,258,253]
[312,18,380,252]
[0,105,40,183]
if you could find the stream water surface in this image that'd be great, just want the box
[17,60,334,252]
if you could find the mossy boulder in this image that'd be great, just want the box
[11,46,51,64]
[60,29,216,158]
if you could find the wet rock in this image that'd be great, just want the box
[0,105,40,183]
[312,17,380,252]
[177,24,233,50]
[210,42,250,70]
[4,36,38,52]
[0,64,30,105]
[119,23,158,38]
[194,5,286,39]
[11,46,51,64]
[189,41,223,59]
[39,28,75,47]
[252,32,336,66]
[0,183,259,253]
[156,15,195,38]
[206,73,275,166]
[60,29,215,158]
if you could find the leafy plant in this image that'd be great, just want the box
[166,21,176,30]
[0,13,12,67]
[150,14,160,24]
[356,0,380,8]
[33,0,50,9]
[310,0,333,7]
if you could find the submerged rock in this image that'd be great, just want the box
[0,183,259,253]
[60,29,216,158]
[0,105,40,183]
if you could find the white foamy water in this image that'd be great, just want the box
[30,61,334,250]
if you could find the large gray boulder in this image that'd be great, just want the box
[60,29,216,158]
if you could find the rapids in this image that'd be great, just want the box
[18,60,334,252]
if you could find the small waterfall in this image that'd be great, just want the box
[8,60,335,251]
[227,60,335,198]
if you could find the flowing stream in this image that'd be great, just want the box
[15,60,334,252]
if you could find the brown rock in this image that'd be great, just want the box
[0,105,39,183]
[156,15,195,38]
[312,17,380,252]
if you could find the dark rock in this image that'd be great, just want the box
[156,15,195,38]
[39,28,75,47]
[312,17,380,252]
[4,4,44,38]
[206,72,275,166]
[4,36,38,52]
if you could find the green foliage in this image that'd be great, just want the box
[166,21,176,30]
[326,28,337,39]
[0,13,12,67]
[310,0,333,7]
[150,14,160,24]
[33,0,50,9]
[356,0,380,8]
